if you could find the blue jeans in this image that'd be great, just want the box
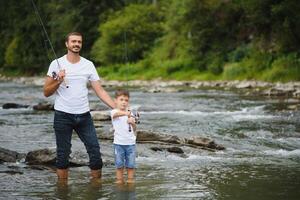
[54,110,102,170]
[114,144,136,168]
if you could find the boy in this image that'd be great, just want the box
[111,90,137,184]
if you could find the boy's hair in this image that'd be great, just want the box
[115,89,130,98]
[65,32,83,42]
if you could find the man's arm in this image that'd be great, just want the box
[43,76,63,97]
[91,80,116,109]
[43,70,65,97]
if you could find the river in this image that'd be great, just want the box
[0,80,299,200]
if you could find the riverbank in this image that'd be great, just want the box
[1,76,300,98]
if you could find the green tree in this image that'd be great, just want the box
[91,4,164,65]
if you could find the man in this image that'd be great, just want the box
[43,32,115,180]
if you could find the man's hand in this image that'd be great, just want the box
[57,69,66,82]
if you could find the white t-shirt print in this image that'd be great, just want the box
[47,55,100,114]
[111,109,136,145]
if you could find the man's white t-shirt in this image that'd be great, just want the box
[47,55,100,114]
[111,109,136,145]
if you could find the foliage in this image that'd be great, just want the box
[91,4,164,65]
[1,0,300,81]
[262,53,300,81]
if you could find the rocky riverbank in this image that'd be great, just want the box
[1,76,300,98]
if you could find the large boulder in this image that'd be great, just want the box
[0,147,26,162]
[91,111,111,121]
[25,148,56,165]
[136,130,182,144]
[25,148,88,167]
[97,129,225,151]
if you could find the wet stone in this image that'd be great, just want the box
[2,103,29,109]
[33,102,54,111]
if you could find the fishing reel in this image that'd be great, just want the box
[128,108,140,132]
[130,109,140,124]
[52,71,69,88]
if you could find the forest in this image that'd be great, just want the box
[1,0,300,81]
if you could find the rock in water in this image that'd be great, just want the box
[0,147,26,162]
[91,111,111,121]
[25,148,56,165]
[167,147,184,154]
[33,102,54,111]
[2,103,29,109]
[97,129,225,151]
[150,147,163,152]
[187,137,225,150]
[25,148,88,167]
[136,130,181,144]
[150,146,184,154]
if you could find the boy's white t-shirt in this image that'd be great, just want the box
[47,55,100,114]
[111,109,136,145]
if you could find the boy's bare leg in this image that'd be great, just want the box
[127,168,135,184]
[115,168,124,184]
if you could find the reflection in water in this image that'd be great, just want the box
[86,179,103,199]
[55,179,70,199]
[55,178,104,199]
[114,183,136,200]
[55,178,136,200]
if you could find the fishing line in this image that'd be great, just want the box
[123,31,130,88]
[30,0,69,88]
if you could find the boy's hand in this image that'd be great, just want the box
[126,111,131,117]
[127,117,136,125]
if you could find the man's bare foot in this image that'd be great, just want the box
[126,178,135,184]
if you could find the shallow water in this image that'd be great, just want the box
[0,80,300,199]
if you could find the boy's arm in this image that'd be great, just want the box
[112,110,131,119]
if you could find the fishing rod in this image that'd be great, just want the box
[31,0,69,88]
[123,31,141,132]
[123,31,135,132]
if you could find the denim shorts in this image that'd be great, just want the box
[114,144,136,168]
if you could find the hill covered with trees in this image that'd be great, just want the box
[1,0,300,81]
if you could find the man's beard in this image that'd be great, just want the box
[68,46,81,54]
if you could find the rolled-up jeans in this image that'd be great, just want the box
[54,110,102,170]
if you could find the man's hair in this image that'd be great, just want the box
[115,89,130,98]
[65,32,83,42]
